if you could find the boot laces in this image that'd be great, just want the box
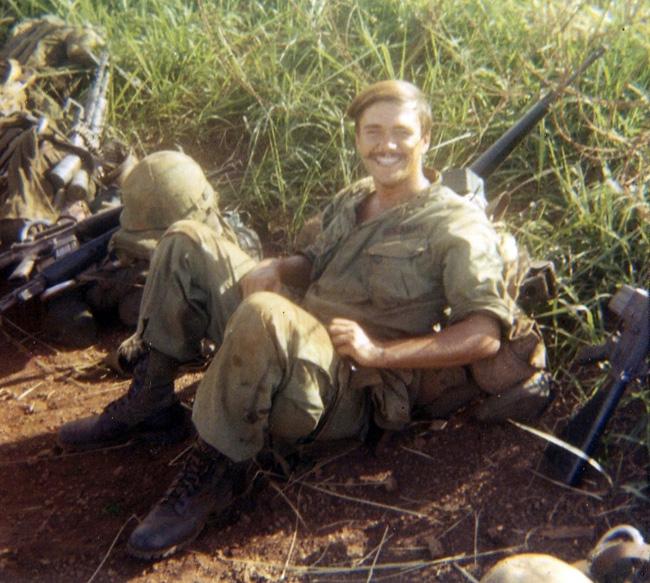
[103,357,147,416]
[161,445,222,507]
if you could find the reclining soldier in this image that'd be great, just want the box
[85,150,259,329]
[58,80,550,559]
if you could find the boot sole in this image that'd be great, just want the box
[126,526,204,561]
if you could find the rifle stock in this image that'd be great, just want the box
[542,285,649,486]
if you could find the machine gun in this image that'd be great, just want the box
[0,225,119,314]
[0,205,121,281]
[542,285,649,486]
[49,51,110,200]
[440,47,605,209]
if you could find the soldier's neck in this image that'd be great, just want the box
[359,175,430,223]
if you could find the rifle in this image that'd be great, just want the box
[49,51,110,199]
[440,47,605,209]
[542,285,649,486]
[438,49,603,309]
[0,205,121,281]
[0,226,119,314]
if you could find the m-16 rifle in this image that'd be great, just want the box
[542,285,649,487]
[49,51,110,200]
[440,47,605,209]
[0,205,121,281]
[0,225,119,315]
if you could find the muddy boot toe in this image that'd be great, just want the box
[57,348,184,451]
[127,440,246,560]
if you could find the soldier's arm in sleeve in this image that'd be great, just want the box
[240,184,356,298]
[329,312,502,369]
[329,205,510,370]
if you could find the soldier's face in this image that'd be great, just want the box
[355,100,430,192]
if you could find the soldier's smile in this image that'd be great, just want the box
[355,100,429,198]
[371,153,403,167]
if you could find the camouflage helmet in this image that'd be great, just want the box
[112,151,224,260]
[120,150,217,231]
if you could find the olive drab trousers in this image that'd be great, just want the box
[138,220,367,462]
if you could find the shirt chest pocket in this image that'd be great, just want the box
[365,239,433,307]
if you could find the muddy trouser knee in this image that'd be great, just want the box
[136,220,257,362]
[192,292,368,463]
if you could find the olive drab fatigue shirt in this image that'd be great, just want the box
[300,176,513,429]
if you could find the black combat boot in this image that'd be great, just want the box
[127,439,248,559]
[57,348,190,451]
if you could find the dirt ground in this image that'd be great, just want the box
[0,308,648,582]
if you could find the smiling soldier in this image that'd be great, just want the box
[58,80,549,559]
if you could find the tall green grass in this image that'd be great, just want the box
[3,0,648,455]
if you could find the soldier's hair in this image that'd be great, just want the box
[347,80,432,136]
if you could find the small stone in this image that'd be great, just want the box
[413,436,427,449]
[424,535,444,558]
[383,476,398,492]
[429,420,448,431]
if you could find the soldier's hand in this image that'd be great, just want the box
[240,259,283,298]
[328,318,385,368]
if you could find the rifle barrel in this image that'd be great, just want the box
[39,226,118,285]
[469,95,554,179]
[84,52,109,124]
[469,47,604,180]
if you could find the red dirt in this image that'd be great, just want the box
[0,313,647,582]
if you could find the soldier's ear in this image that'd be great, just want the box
[421,131,431,152]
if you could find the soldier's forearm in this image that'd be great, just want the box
[376,313,501,370]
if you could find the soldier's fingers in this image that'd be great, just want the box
[329,331,346,345]
[330,317,354,325]
[330,331,355,349]
[333,343,354,358]
[328,320,356,335]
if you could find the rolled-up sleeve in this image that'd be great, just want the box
[441,210,513,333]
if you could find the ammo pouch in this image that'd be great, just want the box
[470,315,547,395]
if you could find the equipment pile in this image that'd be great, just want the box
[0,17,261,344]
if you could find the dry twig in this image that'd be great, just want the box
[297,481,427,518]
[280,519,299,581]
[86,514,138,583]
[270,481,308,530]
[366,525,390,582]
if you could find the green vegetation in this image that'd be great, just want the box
[3,1,648,462]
